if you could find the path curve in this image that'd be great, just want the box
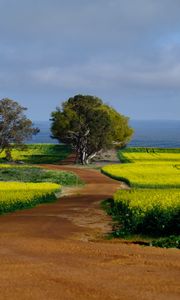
[0,165,179,300]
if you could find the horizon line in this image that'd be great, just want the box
[32,119,180,123]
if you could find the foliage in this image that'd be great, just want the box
[112,189,180,236]
[0,144,71,164]
[0,182,60,214]
[0,164,83,186]
[0,98,39,160]
[151,235,180,249]
[51,94,133,164]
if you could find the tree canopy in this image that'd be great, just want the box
[51,95,133,164]
[0,98,39,160]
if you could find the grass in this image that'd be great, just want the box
[0,182,60,214]
[102,147,180,248]
[0,165,83,186]
[0,144,71,164]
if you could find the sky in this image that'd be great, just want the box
[0,0,180,121]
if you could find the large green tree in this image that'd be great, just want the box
[0,98,39,160]
[51,95,133,164]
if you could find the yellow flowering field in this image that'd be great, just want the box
[0,182,60,214]
[114,189,180,213]
[102,148,180,237]
[113,189,180,235]
[119,148,180,164]
[102,148,180,188]
[102,163,180,188]
[122,152,180,163]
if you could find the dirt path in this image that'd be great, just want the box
[0,165,179,300]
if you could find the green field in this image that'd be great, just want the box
[0,164,83,186]
[0,144,71,164]
[102,148,180,243]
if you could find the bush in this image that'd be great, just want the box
[151,236,180,249]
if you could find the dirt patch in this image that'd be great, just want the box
[0,165,179,300]
[92,148,121,167]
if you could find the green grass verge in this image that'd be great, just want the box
[0,165,83,186]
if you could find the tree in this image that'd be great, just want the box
[0,98,39,161]
[51,95,133,165]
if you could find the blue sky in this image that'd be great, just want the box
[0,0,180,121]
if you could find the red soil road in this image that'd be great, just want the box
[0,165,179,300]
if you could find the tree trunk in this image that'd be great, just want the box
[80,151,87,165]
[5,148,12,161]
[86,152,97,163]
[75,151,79,164]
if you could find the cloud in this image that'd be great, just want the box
[0,0,180,119]
[0,0,179,45]
[29,40,180,91]
[2,42,180,94]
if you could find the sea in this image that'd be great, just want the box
[30,120,180,148]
